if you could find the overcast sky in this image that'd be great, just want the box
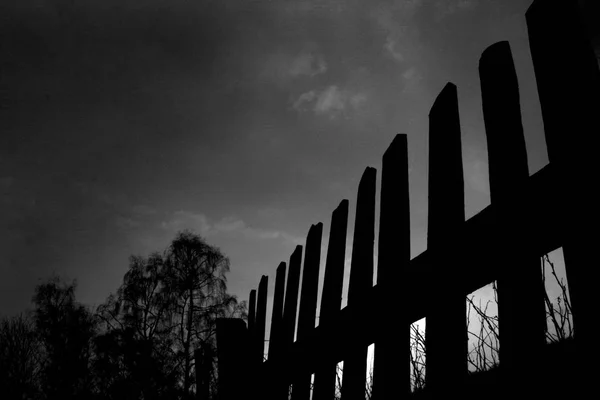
[1,0,596,319]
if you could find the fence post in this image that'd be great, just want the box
[374,134,410,399]
[269,262,287,361]
[293,223,324,400]
[526,0,599,347]
[282,245,304,397]
[283,246,303,345]
[527,2,600,396]
[425,82,467,395]
[267,262,287,400]
[341,167,377,400]
[479,40,546,392]
[255,276,268,366]
[216,318,250,400]
[313,200,349,400]
[249,289,256,343]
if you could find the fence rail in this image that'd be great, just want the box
[217,1,599,399]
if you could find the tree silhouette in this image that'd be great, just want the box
[32,276,96,400]
[541,254,573,343]
[94,252,180,399]
[95,230,246,399]
[0,231,245,399]
[0,312,43,399]
[162,230,246,398]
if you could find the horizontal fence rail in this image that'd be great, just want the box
[217,1,599,399]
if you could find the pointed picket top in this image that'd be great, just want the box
[479,40,529,202]
[319,199,349,324]
[248,289,256,336]
[427,81,464,250]
[268,262,287,361]
[283,245,303,345]
[255,275,268,364]
[298,223,323,340]
[348,167,377,306]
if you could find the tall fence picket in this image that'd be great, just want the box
[268,263,287,400]
[374,134,410,399]
[248,289,256,341]
[341,167,377,400]
[283,246,303,346]
[425,82,467,395]
[255,276,268,365]
[526,0,599,348]
[313,200,349,400]
[281,245,303,397]
[216,319,250,400]
[293,223,324,400]
[269,262,287,361]
[526,1,600,396]
[479,40,546,392]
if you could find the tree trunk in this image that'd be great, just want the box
[184,288,194,396]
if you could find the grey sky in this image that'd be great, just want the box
[1,0,595,318]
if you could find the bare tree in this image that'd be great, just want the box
[466,281,499,373]
[541,254,573,343]
[95,230,246,399]
[0,312,43,399]
[410,322,427,392]
[163,230,246,399]
[94,252,181,399]
[406,251,573,393]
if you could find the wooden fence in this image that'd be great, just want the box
[216,1,599,399]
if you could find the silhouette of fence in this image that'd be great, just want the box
[216,1,599,399]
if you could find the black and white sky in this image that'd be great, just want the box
[1,0,598,317]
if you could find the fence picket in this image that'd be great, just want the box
[425,82,467,395]
[256,276,268,365]
[269,262,287,361]
[313,200,349,400]
[341,167,377,400]
[248,289,256,341]
[293,223,324,400]
[374,134,411,399]
[479,40,546,392]
[216,319,250,400]
[526,2,600,396]
[526,0,600,348]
